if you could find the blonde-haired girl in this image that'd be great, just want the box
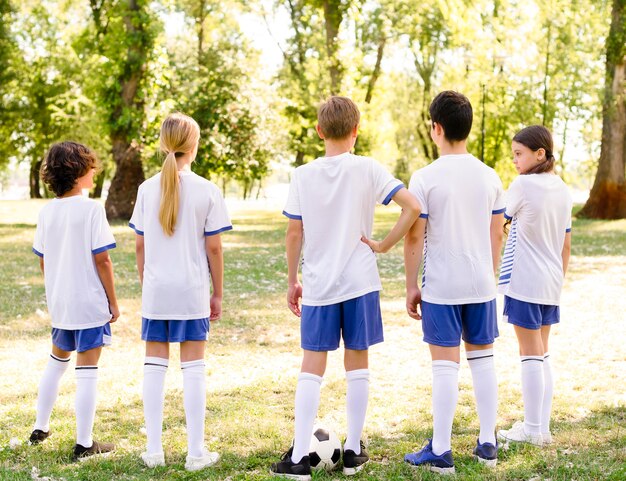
[129,113,232,470]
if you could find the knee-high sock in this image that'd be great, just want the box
[521,356,544,435]
[542,353,553,435]
[181,360,206,458]
[143,357,168,455]
[75,366,98,447]
[34,354,71,432]
[292,372,322,464]
[467,349,497,445]
[431,360,459,456]
[345,369,369,453]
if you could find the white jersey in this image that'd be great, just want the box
[283,152,404,306]
[409,154,505,305]
[129,170,232,320]
[498,174,572,305]
[32,196,116,329]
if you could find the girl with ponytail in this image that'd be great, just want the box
[497,125,572,447]
[129,113,232,471]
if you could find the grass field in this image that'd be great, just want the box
[0,199,625,481]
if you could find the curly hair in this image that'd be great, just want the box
[40,142,99,197]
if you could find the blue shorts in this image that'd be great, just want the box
[141,318,209,343]
[421,300,498,347]
[503,296,560,330]
[300,291,383,352]
[52,323,112,353]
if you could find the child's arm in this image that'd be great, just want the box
[361,188,421,253]
[39,258,44,274]
[135,234,145,285]
[285,218,304,317]
[562,231,571,275]
[94,251,120,322]
[490,213,504,276]
[404,217,426,320]
[205,234,224,321]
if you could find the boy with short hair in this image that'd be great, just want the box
[402,91,505,473]
[30,141,119,461]
[270,96,421,480]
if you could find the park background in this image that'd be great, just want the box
[1,0,625,480]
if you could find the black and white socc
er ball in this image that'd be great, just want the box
[307,427,342,472]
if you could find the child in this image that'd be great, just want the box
[270,96,420,480]
[401,91,505,473]
[497,125,572,446]
[30,141,119,461]
[129,113,231,471]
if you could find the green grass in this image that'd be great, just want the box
[0,200,625,480]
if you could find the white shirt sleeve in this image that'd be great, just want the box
[33,210,44,258]
[408,172,428,218]
[493,174,506,214]
[371,159,404,205]
[129,185,144,235]
[91,204,116,254]
[504,178,525,220]
[205,187,233,236]
[283,170,302,219]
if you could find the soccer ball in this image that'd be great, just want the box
[308,427,342,472]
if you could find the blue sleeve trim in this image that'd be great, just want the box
[92,243,117,255]
[566,227,571,233]
[382,184,404,205]
[504,213,512,220]
[32,247,44,258]
[282,210,303,220]
[204,225,233,236]
[492,208,506,214]
[129,223,144,235]
[419,213,429,219]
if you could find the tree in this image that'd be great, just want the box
[87,0,158,219]
[579,0,626,218]
[0,0,18,172]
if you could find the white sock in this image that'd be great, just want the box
[345,369,369,453]
[75,366,98,447]
[143,357,168,455]
[431,360,459,456]
[181,359,206,458]
[521,356,544,435]
[467,349,497,445]
[542,353,553,435]
[34,354,71,432]
[292,372,322,464]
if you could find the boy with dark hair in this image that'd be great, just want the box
[270,96,420,480]
[30,141,119,461]
[402,91,504,473]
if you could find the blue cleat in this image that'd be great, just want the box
[404,439,455,475]
[473,438,497,467]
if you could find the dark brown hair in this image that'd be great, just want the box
[317,96,360,140]
[40,141,99,197]
[512,125,555,174]
[429,91,473,142]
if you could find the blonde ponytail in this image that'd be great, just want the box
[157,113,201,236]
[159,151,179,236]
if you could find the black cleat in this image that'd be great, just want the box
[29,429,51,445]
[72,440,115,461]
[343,440,369,475]
[270,447,312,480]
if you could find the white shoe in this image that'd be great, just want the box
[498,421,543,446]
[185,450,220,471]
[141,451,165,467]
[542,432,553,445]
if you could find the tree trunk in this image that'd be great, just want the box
[364,37,386,104]
[29,158,42,198]
[102,0,151,219]
[105,138,144,218]
[294,150,305,166]
[322,0,343,94]
[579,0,626,219]
[90,168,106,198]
